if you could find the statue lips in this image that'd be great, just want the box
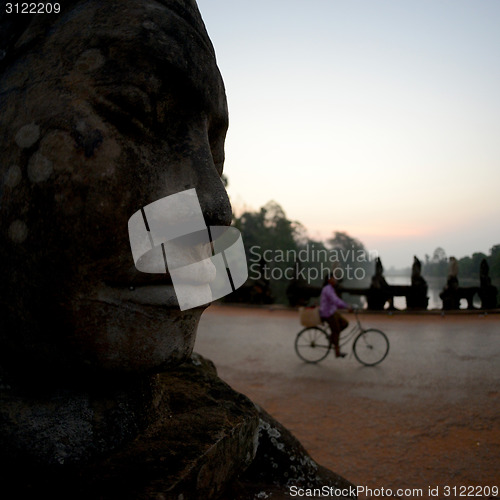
[101,242,216,310]
[125,188,220,311]
[98,284,199,310]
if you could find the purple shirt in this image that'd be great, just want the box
[319,284,349,318]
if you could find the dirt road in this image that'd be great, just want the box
[194,306,500,499]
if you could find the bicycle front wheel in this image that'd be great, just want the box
[295,326,331,363]
[353,329,389,366]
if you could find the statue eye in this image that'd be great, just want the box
[108,85,151,111]
[208,120,228,176]
[92,85,153,135]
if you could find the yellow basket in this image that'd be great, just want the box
[299,306,321,327]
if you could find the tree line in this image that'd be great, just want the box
[422,245,500,281]
[233,201,373,303]
[232,200,499,304]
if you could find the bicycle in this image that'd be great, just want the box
[294,310,389,366]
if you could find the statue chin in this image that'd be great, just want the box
[0,283,208,467]
[70,287,207,374]
[0,284,208,386]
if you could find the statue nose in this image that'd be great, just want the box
[196,179,232,227]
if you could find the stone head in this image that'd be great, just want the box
[0,0,231,384]
[411,255,421,276]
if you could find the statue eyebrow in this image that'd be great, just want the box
[89,61,211,121]
[90,87,152,137]
[154,60,219,115]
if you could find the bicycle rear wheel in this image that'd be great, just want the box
[295,326,331,363]
[353,329,389,366]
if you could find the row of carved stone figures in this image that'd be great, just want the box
[367,256,498,310]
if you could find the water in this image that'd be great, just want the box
[343,275,482,310]
[385,275,481,310]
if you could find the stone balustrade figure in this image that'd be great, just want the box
[440,257,461,309]
[407,256,429,309]
[479,258,498,309]
[367,257,393,310]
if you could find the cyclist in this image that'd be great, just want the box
[319,273,353,358]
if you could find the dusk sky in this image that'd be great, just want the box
[197,0,500,269]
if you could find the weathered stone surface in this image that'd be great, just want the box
[0,372,162,466]
[229,406,356,499]
[0,354,257,498]
[0,353,355,499]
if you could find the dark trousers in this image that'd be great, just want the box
[322,311,349,349]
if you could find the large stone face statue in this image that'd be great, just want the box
[0,3,356,496]
[0,0,231,383]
